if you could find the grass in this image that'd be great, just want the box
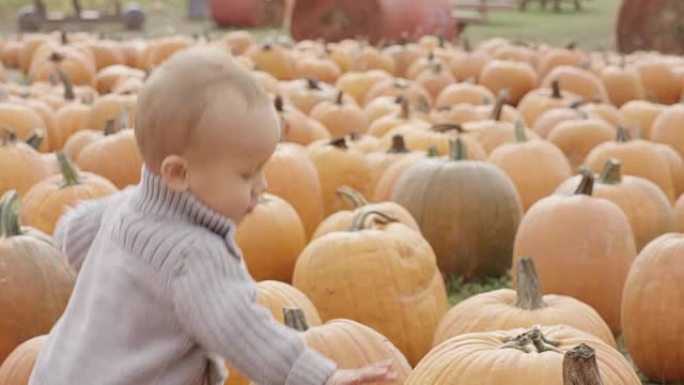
[446,272,511,305]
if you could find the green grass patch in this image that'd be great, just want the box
[446,271,512,305]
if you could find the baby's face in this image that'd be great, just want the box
[183,97,280,224]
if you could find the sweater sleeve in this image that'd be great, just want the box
[170,238,336,385]
[53,188,135,272]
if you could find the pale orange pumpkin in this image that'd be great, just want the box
[513,80,580,126]
[76,128,143,189]
[335,70,392,105]
[479,60,538,105]
[142,35,192,70]
[435,82,496,108]
[275,96,330,146]
[449,41,491,82]
[246,42,296,80]
[220,30,256,55]
[541,65,609,103]
[618,100,666,139]
[293,210,449,365]
[0,335,47,385]
[547,116,616,169]
[513,170,637,333]
[537,43,587,78]
[236,194,306,283]
[0,102,49,152]
[0,130,50,197]
[309,91,369,137]
[600,63,645,108]
[433,258,615,347]
[651,104,684,161]
[414,62,455,99]
[20,152,118,235]
[532,107,585,138]
[351,45,397,75]
[636,60,681,105]
[85,93,137,132]
[294,56,342,84]
[364,78,433,109]
[282,77,339,115]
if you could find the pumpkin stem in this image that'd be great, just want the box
[462,36,472,52]
[563,344,605,385]
[349,210,398,231]
[24,131,44,150]
[615,126,631,142]
[600,158,622,185]
[565,41,577,50]
[283,308,309,332]
[305,77,321,90]
[60,30,69,45]
[329,136,348,150]
[568,100,587,110]
[118,106,130,131]
[274,95,284,112]
[514,121,528,142]
[0,190,22,237]
[514,258,547,310]
[427,144,440,157]
[491,92,507,121]
[431,123,464,133]
[335,90,344,105]
[57,152,81,187]
[1,128,17,146]
[448,136,467,161]
[54,68,75,101]
[388,135,409,154]
[551,80,562,99]
[104,119,118,136]
[501,327,561,354]
[574,168,594,196]
[397,96,410,119]
[336,186,369,209]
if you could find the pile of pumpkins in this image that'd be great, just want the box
[1,30,683,385]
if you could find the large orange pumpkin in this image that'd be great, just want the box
[405,326,640,385]
[433,258,615,347]
[293,210,449,366]
[532,107,584,139]
[236,194,306,283]
[513,170,637,333]
[19,152,118,235]
[0,335,47,385]
[0,190,75,363]
[392,137,522,279]
[263,142,324,239]
[621,233,684,383]
[488,122,572,211]
[449,42,491,82]
[556,159,675,251]
[307,137,373,216]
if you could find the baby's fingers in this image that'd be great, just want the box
[352,360,396,384]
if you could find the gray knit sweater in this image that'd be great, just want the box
[29,167,336,385]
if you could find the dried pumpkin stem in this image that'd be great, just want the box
[397,96,410,119]
[104,119,117,136]
[55,68,75,101]
[563,344,605,385]
[388,135,409,154]
[431,123,463,133]
[118,106,130,131]
[25,131,44,150]
[615,126,631,143]
[1,128,17,146]
[305,77,321,90]
[501,327,561,354]
[491,94,506,121]
[514,121,528,142]
[283,308,309,332]
[329,136,348,150]
[551,80,562,99]
[0,190,22,237]
[336,186,369,209]
[514,258,547,310]
[462,37,472,52]
[426,145,440,157]
[335,90,344,105]
[349,210,398,231]
[274,95,284,112]
[600,158,622,185]
[448,136,467,161]
[57,152,81,187]
[574,168,594,196]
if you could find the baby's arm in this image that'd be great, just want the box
[171,237,336,385]
[54,187,135,271]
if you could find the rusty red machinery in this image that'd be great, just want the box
[616,0,684,55]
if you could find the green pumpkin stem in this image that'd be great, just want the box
[448,136,467,161]
[388,135,409,154]
[616,127,631,143]
[24,131,44,149]
[514,121,528,142]
[551,80,562,99]
[57,152,81,187]
[0,190,22,237]
[283,308,309,332]
[514,258,547,310]
[600,158,622,185]
[336,186,369,209]
[574,168,595,196]
[427,144,440,157]
[349,210,398,231]
[563,344,605,385]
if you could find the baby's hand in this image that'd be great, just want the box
[325,360,396,385]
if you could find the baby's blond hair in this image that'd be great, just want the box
[135,46,270,171]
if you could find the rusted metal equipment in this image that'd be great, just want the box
[17,0,145,32]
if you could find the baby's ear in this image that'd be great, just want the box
[160,155,190,192]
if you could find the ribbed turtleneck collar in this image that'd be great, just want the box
[131,167,235,240]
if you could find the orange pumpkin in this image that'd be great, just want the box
[20,152,118,235]
[335,70,392,105]
[449,41,491,82]
[62,128,104,161]
[556,158,675,251]
[86,93,137,132]
[29,43,96,86]
[414,62,455,99]
[636,60,681,105]
[618,100,665,139]
[275,96,330,146]
[577,102,623,128]
[220,30,256,55]
[94,64,145,94]
[236,194,306,283]
[621,233,684,382]
[0,190,75,363]
[651,104,684,161]
[307,137,373,216]
[383,41,426,78]
[0,102,49,152]
[373,147,436,202]
[435,82,496,108]
[488,122,572,211]
[433,258,615,347]
[142,35,192,70]
[294,56,342,84]
[0,335,47,385]
[537,43,587,78]
[541,65,609,103]
[293,210,449,365]
[532,107,585,138]
[351,45,396,75]
[600,63,645,107]
[76,128,143,189]
[513,170,637,333]
[0,130,50,197]
[309,91,369,137]
[282,77,339,115]
[547,116,616,169]
[246,42,295,80]
[364,77,433,109]
[517,81,581,126]
[479,60,538,105]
